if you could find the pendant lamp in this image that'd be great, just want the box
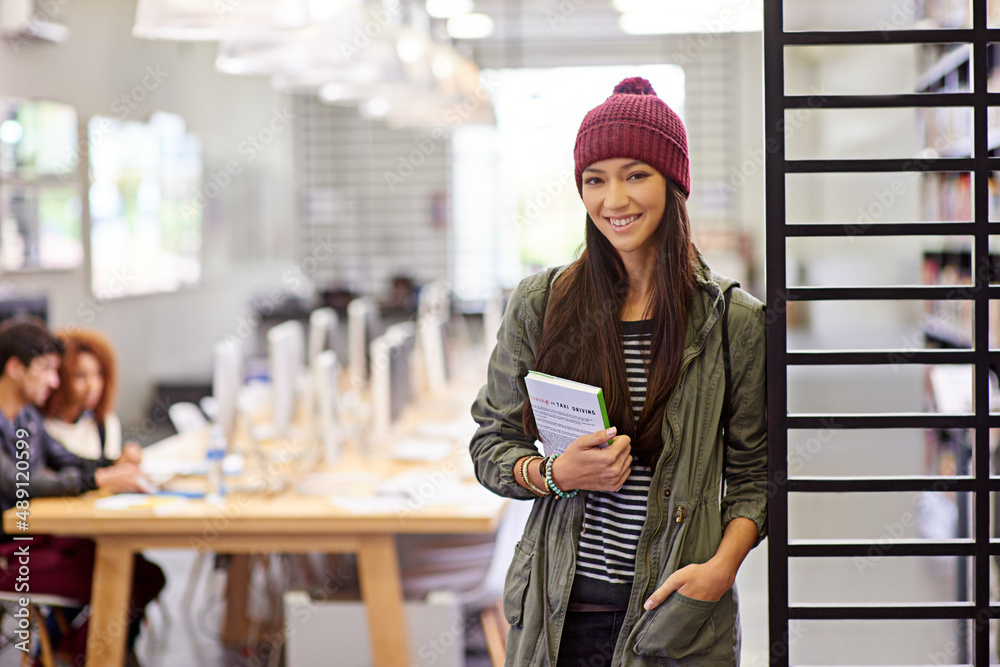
[133,0,315,40]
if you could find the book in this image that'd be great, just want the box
[524,370,611,456]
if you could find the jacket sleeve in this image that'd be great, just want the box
[720,293,768,542]
[0,431,99,509]
[469,275,549,500]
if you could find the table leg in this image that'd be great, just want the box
[356,535,409,667]
[85,537,133,667]
[222,554,252,646]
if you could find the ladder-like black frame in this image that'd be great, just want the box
[766,1,1000,664]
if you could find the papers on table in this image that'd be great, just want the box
[414,418,478,443]
[327,481,504,516]
[141,453,245,481]
[93,494,190,511]
[389,438,452,462]
[294,471,378,496]
[327,496,409,515]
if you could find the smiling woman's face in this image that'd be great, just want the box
[581,157,667,263]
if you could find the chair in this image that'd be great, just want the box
[167,402,208,434]
[165,402,212,635]
[395,499,532,666]
[460,499,531,666]
[0,591,85,667]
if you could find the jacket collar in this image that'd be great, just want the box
[684,251,738,354]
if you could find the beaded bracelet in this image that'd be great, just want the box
[519,456,550,497]
[539,455,553,494]
[544,453,578,499]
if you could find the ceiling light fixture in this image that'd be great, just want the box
[431,51,455,79]
[617,0,763,34]
[426,0,473,19]
[133,0,315,40]
[318,82,351,103]
[365,97,392,118]
[396,30,429,63]
[446,13,493,39]
[0,120,24,144]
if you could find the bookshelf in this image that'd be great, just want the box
[916,10,1000,657]
[917,1,1000,355]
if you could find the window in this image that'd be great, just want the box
[88,111,202,297]
[0,98,83,271]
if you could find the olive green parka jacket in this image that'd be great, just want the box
[469,256,767,666]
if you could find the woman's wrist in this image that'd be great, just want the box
[513,456,530,488]
[708,518,758,586]
[531,457,546,491]
[706,554,739,589]
[545,454,578,498]
[549,454,571,491]
[515,455,551,496]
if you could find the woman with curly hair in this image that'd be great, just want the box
[43,326,140,464]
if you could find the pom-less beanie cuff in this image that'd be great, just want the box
[574,77,690,199]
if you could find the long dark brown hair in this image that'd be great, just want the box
[523,180,697,465]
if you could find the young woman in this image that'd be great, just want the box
[470,78,767,666]
[43,327,141,465]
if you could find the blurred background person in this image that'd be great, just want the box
[0,317,162,666]
[43,326,141,465]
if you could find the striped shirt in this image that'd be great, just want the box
[575,319,654,586]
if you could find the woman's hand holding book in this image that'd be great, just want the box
[551,427,632,493]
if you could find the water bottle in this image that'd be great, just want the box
[206,425,227,504]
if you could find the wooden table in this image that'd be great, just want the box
[3,419,504,666]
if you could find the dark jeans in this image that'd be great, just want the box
[556,609,627,667]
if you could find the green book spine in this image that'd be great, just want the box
[596,388,612,445]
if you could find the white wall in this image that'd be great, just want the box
[0,0,298,425]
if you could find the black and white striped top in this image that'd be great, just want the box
[575,319,654,585]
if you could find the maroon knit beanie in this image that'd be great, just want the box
[574,77,690,199]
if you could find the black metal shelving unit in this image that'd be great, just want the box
[766,0,1000,664]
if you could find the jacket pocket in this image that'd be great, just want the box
[502,540,533,627]
[632,591,723,659]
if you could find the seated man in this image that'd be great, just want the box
[0,317,164,666]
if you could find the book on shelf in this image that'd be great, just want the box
[524,370,611,456]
